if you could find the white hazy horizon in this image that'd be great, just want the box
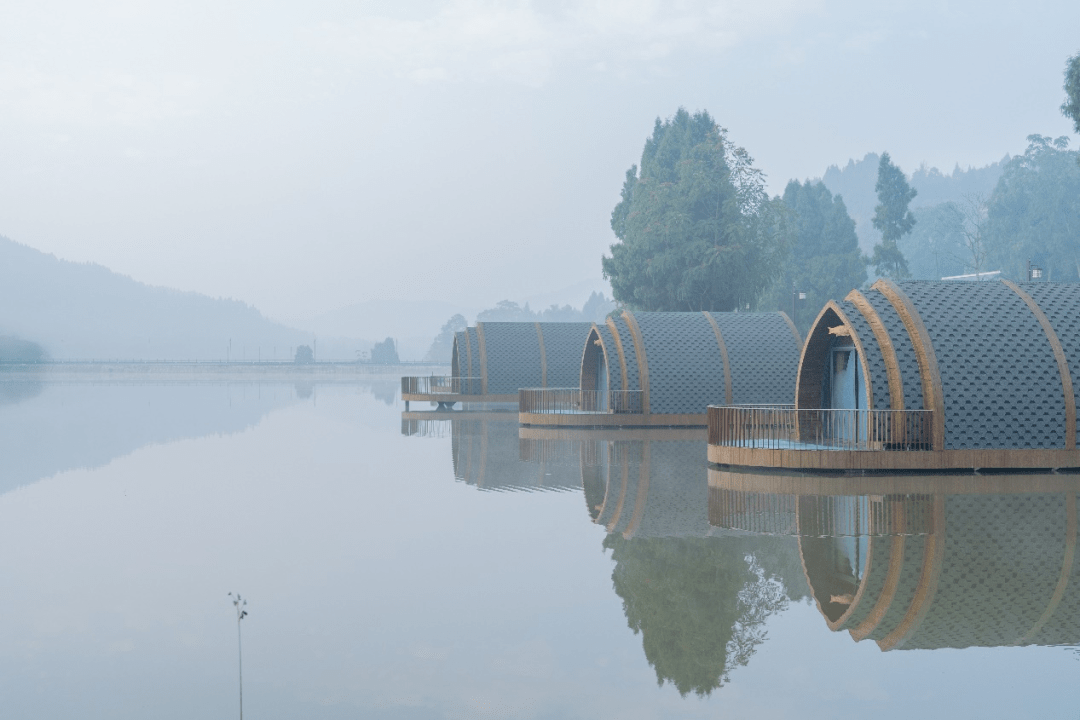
[1,0,1077,324]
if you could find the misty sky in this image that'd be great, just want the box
[2,0,1078,323]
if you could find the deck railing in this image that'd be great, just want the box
[519,388,644,415]
[708,405,933,451]
[401,375,482,395]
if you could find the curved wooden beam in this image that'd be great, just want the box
[623,440,652,539]
[606,448,632,533]
[873,280,945,451]
[605,316,630,398]
[476,322,490,395]
[702,311,734,405]
[778,310,803,347]
[534,322,548,387]
[1015,490,1078,645]
[622,311,651,415]
[1002,280,1077,450]
[877,492,947,651]
[849,534,907,642]
[847,289,906,410]
[464,330,474,383]
[827,301,875,412]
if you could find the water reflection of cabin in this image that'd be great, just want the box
[400,322,592,408]
[518,310,802,428]
[709,280,1080,471]
[708,469,1080,650]
[450,414,582,492]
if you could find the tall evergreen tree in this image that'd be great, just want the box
[603,108,785,311]
[985,135,1080,281]
[770,180,867,332]
[870,152,916,279]
[1063,52,1080,134]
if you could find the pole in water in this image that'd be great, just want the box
[228,593,249,719]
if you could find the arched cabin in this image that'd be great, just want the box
[708,468,1080,651]
[518,310,802,427]
[708,280,1080,471]
[401,322,592,407]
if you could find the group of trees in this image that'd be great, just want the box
[601,108,913,331]
[603,54,1080,331]
[423,292,616,362]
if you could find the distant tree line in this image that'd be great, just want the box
[0,335,49,363]
[423,292,616,363]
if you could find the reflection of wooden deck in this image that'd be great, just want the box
[401,409,517,423]
[709,467,1080,496]
[402,392,518,405]
[708,445,1080,472]
[519,425,706,442]
[518,411,706,428]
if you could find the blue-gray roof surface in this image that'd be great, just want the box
[593,324,623,393]
[899,281,1066,450]
[537,322,592,388]
[1017,282,1080,447]
[861,290,924,411]
[633,312,729,414]
[712,312,801,406]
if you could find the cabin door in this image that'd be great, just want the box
[829,343,861,443]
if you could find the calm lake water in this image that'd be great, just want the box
[1,377,1078,719]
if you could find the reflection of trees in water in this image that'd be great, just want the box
[0,380,44,407]
[368,379,397,406]
[604,533,807,697]
[294,381,314,399]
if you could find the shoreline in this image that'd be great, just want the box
[0,361,448,383]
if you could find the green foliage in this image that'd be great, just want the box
[294,345,313,364]
[370,337,400,364]
[870,152,916,280]
[1064,53,1080,134]
[985,135,1080,281]
[603,108,785,311]
[765,180,867,333]
[897,202,966,279]
[603,534,797,697]
[0,335,49,363]
[424,314,467,363]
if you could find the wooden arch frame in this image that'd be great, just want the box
[795,301,875,413]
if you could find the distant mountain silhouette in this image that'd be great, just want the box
[0,235,313,360]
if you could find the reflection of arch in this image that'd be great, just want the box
[558,431,713,539]
[449,413,582,492]
[708,468,1080,650]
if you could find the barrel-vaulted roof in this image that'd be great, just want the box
[450,322,593,396]
[799,280,1080,451]
[582,310,802,416]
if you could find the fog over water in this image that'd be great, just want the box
[1,1,1077,325]
[3,4,1080,716]
[2,382,1078,718]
